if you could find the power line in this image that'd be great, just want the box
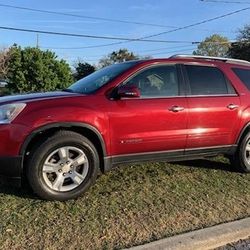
[58,41,250,61]
[138,45,196,53]
[147,40,250,56]
[0,3,240,34]
[42,39,236,51]
[140,7,250,40]
[149,47,197,56]
[0,7,248,49]
[201,0,250,4]
[3,25,228,47]
[42,42,125,50]
[40,39,243,52]
[0,25,189,43]
[0,3,180,29]
[40,7,250,49]
[40,42,228,50]
[76,47,197,62]
[74,47,197,62]
[42,42,200,51]
[73,45,197,59]
[1,23,246,52]
[60,40,250,62]
[61,40,243,60]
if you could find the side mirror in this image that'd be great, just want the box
[117,85,140,98]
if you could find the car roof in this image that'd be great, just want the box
[129,55,250,68]
[170,54,250,66]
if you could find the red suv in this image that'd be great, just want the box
[1,55,250,200]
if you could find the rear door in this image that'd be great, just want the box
[183,64,241,149]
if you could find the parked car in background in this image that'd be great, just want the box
[0,79,7,87]
[0,79,8,96]
[0,55,250,200]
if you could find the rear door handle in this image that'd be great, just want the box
[227,104,239,110]
[169,106,185,112]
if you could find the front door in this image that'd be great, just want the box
[108,64,188,157]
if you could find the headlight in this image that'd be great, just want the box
[0,103,26,124]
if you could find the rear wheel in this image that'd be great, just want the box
[26,131,99,200]
[230,131,250,173]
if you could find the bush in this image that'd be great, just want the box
[7,45,73,93]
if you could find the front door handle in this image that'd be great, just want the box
[227,104,239,110]
[169,106,185,112]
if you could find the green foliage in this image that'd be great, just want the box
[7,45,73,93]
[74,62,95,81]
[0,48,10,80]
[228,25,250,61]
[0,86,10,96]
[193,34,230,57]
[99,48,139,68]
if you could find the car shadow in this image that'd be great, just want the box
[0,158,235,200]
[175,158,235,172]
[0,178,39,200]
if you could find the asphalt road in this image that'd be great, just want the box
[216,238,250,250]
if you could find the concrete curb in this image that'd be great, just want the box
[127,217,250,250]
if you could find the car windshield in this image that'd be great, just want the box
[67,61,139,94]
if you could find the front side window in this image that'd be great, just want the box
[232,68,250,90]
[123,65,180,98]
[185,65,233,95]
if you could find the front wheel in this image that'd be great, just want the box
[230,131,250,173]
[26,131,99,201]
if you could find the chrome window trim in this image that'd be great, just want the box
[185,94,238,98]
[117,93,238,101]
[119,95,185,100]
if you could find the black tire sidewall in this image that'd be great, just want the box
[239,132,250,173]
[27,132,99,200]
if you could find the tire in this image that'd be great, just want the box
[26,131,99,201]
[229,131,250,173]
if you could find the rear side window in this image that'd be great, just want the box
[232,68,250,90]
[185,65,233,95]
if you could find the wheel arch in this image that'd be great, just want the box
[20,122,108,173]
[236,121,250,145]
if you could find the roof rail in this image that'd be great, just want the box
[169,54,250,66]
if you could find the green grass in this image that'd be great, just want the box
[0,157,249,250]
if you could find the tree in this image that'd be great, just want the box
[74,61,95,81]
[228,25,250,61]
[0,48,10,80]
[193,34,230,57]
[7,45,73,93]
[99,49,139,68]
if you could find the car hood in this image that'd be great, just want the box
[0,91,82,105]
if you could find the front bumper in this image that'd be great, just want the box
[0,156,22,178]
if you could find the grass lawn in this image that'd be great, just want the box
[0,156,249,250]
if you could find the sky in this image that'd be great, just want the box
[0,0,250,65]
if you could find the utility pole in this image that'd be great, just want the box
[36,33,39,48]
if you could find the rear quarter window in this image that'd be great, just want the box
[184,65,234,95]
[232,68,250,90]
